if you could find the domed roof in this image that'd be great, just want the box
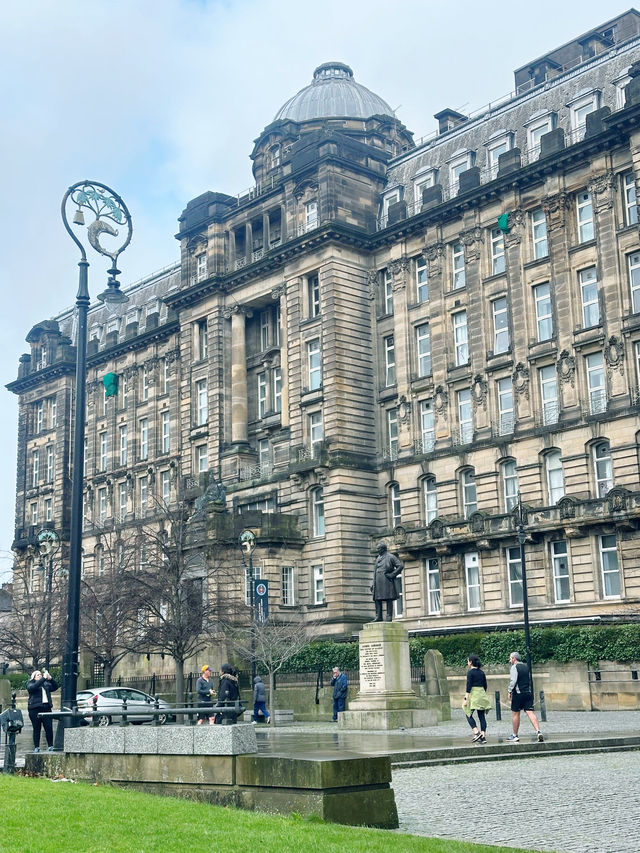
[273,62,394,123]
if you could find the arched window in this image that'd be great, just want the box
[502,459,519,511]
[461,469,477,518]
[389,483,401,527]
[423,477,438,523]
[545,450,564,504]
[311,487,325,537]
[592,441,613,498]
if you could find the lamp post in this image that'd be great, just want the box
[54,182,132,750]
[239,529,257,682]
[515,495,534,695]
[36,529,61,671]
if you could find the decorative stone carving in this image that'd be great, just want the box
[271,283,287,300]
[397,395,412,426]
[222,304,253,320]
[165,347,180,365]
[293,179,318,201]
[389,256,409,292]
[429,518,444,540]
[557,496,577,519]
[434,385,449,416]
[393,525,407,545]
[604,335,625,374]
[460,227,483,263]
[588,171,615,211]
[471,374,487,409]
[469,511,486,534]
[367,269,379,300]
[123,365,139,380]
[542,192,571,232]
[504,209,525,248]
[512,362,530,399]
[424,242,444,277]
[606,487,629,514]
[557,350,576,387]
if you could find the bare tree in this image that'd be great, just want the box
[225,619,322,726]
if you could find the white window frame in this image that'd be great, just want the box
[281,565,295,606]
[160,470,170,504]
[586,352,606,414]
[390,483,401,528]
[257,372,267,418]
[507,546,523,607]
[35,402,43,434]
[384,335,396,386]
[492,296,509,354]
[416,323,431,377]
[503,459,518,512]
[569,92,599,139]
[50,397,57,428]
[196,378,208,425]
[309,411,323,454]
[163,359,170,395]
[119,425,128,466]
[46,445,54,483]
[31,449,39,488]
[579,267,599,328]
[139,475,148,515]
[526,115,554,160]
[461,468,477,518]
[141,365,149,402]
[419,401,435,454]
[98,487,108,525]
[465,552,481,611]
[311,487,325,537]
[531,208,548,259]
[577,191,594,243]
[99,431,107,471]
[260,310,270,351]
[118,482,128,519]
[497,377,514,435]
[308,273,320,317]
[452,242,466,289]
[196,444,207,474]
[539,365,559,426]
[490,228,505,275]
[161,411,170,453]
[305,200,318,231]
[413,168,436,205]
[426,557,441,615]
[448,151,474,194]
[458,389,473,444]
[381,188,401,226]
[534,282,553,341]
[387,408,398,460]
[196,252,207,282]
[308,338,322,391]
[593,441,613,498]
[551,540,571,603]
[30,503,38,527]
[424,477,438,523]
[195,319,208,362]
[623,173,638,226]
[486,133,511,179]
[273,367,282,414]
[44,497,52,523]
[599,534,621,598]
[139,418,149,461]
[628,251,640,314]
[416,256,428,303]
[453,310,469,366]
[313,565,324,605]
[383,269,394,315]
[546,450,564,504]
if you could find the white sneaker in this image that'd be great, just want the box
[251,721,257,725]
[507,734,519,742]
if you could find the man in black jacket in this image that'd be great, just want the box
[507,652,543,742]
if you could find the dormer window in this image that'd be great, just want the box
[413,168,437,205]
[525,111,556,161]
[305,200,318,232]
[268,144,281,169]
[568,89,600,140]
[196,252,207,282]
[485,132,513,179]
[447,150,475,194]
[380,186,402,226]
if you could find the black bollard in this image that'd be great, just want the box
[120,697,129,727]
[154,696,162,727]
[91,694,99,727]
[539,690,547,723]
[494,690,501,721]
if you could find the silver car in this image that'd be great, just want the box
[75,687,172,726]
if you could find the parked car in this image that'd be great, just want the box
[75,687,173,726]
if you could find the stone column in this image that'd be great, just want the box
[229,306,251,445]
[272,283,289,427]
[389,256,411,450]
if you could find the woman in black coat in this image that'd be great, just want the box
[27,669,59,752]
[215,663,240,723]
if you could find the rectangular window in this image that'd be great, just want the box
[490,228,505,275]
[449,153,473,193]
[275,303,281,346]
[551,540,570,603]
[258,372,267,418]
[628,251,640,314]
[98,487,107,524]
[273,367,282,414]
[458,389,473,444]
[119,425,128,466]
[390,483,401,527]
[30,502,38,527]
[309,411,323,453]
[99,431,107,471]
[546,451,564,504]
[139,476,148,515]
[281,565,294,605]
[416,256,428,303]
[196,378,208,425]
[387,408,398,460]
[161,470,170,504]
[531,209,548,259]
[503,460,518,512]
[35,402,43,434]
[424,477,438,523]
[31,449,39,488]
[539,365,559,425]
[308,273,320,317]
[571,95,597,138]
[305,200,318,231]
[534,282,553,341]
[383,270,394,315]
[425,559,441,615]
[260,310,270,351]
[416,323,431,377]
[453,310,469,365]
[527,118,553,160]
[307,338,322,390]
[462,469,477,517]
[139,418,148,460]
[452,242,466,289]
[44,497,52,522]
[586,352,606,414]
[121,376,129,409]
[497,378,514,435]
[195,319,208,361]
[46,446,54,482]
[258,438,270,470]
[635,341,640,387]
[419,401,435,453]
[312,488,325,537]
[492,297,509,354]
[384,335,396,386]
[313,565,324,605]
[118,482,127,519]
[393,577,403,618]
[141,366,149,402]
[163,359,170,395]
[161,411,170,453]
[599,534,621,598]
[196,253,207,282]
[50,397,57,428]
[624,173,638,226]
[580,267,599,327]
[507,546,523,607]
[577,191,594,243]
[196,444,207,474]
[487,138,510,179]
[465,552,481,611]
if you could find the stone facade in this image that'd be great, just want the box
[7,14,640,675]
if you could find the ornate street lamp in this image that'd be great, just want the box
[240,529,257,682]
[514,495,534,695]
[36,529,61,671]
[54,182,132,749]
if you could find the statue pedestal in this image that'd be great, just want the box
[339,622,437,730]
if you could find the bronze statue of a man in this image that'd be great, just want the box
[371,541,403,622]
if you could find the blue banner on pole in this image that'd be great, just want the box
[254,579,269,625]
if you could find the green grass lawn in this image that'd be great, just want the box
[0,774,533,853]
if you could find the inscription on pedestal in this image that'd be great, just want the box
[360,641,385,690]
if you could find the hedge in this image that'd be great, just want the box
[282,624,640,672]
[2,667,62,692]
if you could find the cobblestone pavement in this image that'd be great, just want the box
[392,749,640,852]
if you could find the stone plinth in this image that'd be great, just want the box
[64,723,258,756]
[339,622,437,730]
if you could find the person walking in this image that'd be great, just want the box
[330,666,348,722]
[463,654,491,744]
[196,665,215,725]
[252,675,270,724]
[507,651,543,742]
[26,669,58,752]
[215,663,240,723]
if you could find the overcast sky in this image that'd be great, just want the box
[0,0,626,581]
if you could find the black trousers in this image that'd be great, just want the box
[466,709,487,732]
[374,600,394,621]
[29,705,53,748]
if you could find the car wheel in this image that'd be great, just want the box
[157,713,168,726]
[96,715,111,727]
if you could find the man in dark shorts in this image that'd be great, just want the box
[507,652,543,742]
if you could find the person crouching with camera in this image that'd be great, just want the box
[27,669,59,752]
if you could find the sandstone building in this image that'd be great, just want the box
[7,11,640,674]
